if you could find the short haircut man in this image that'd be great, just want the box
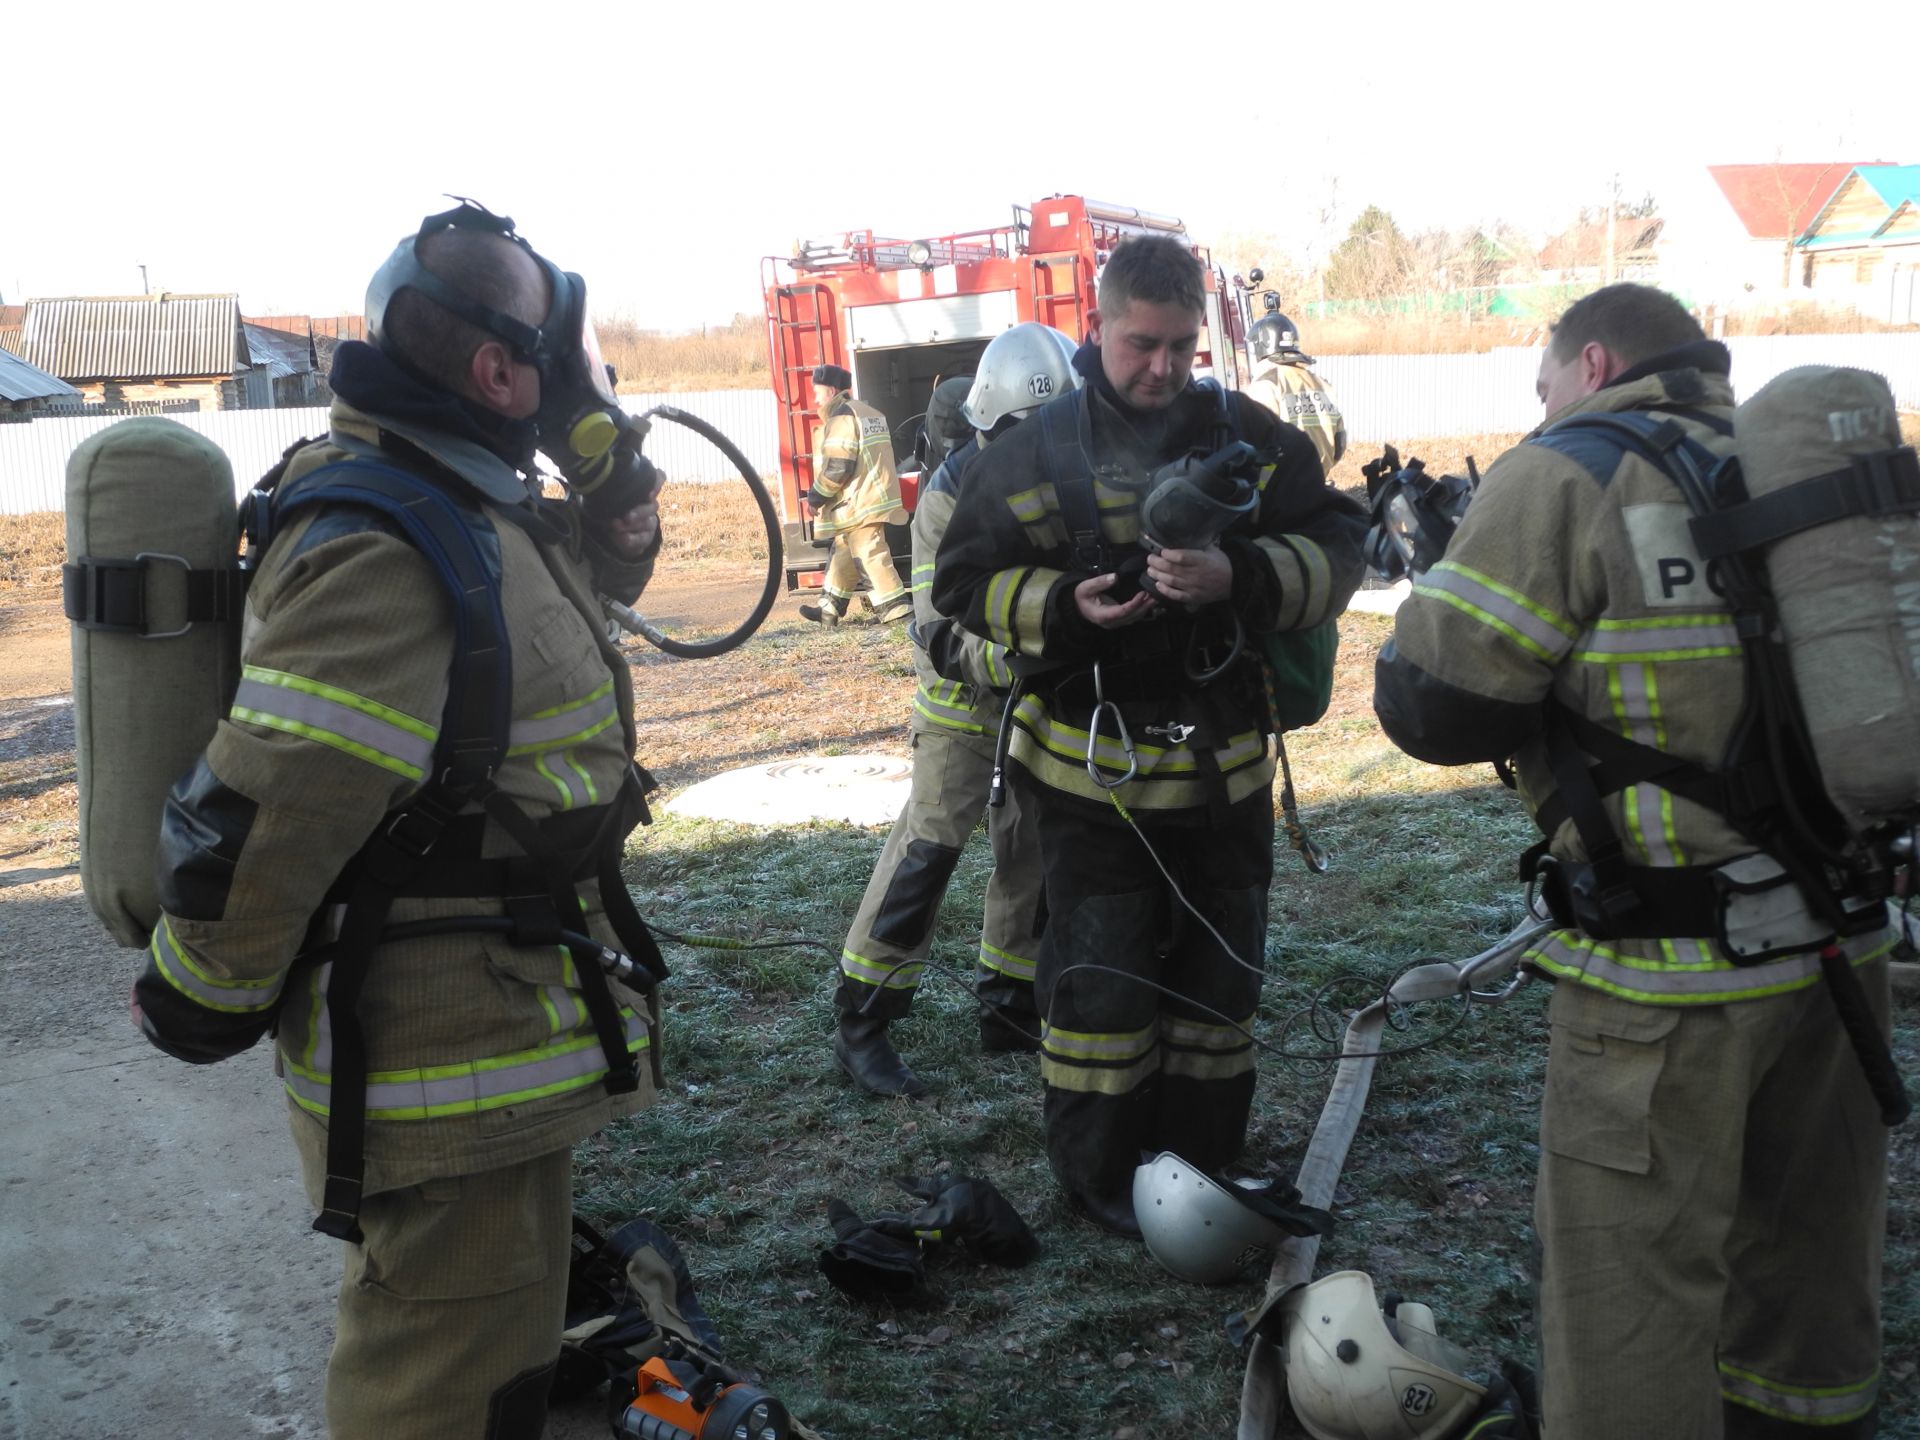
[1548,283,1704,369]
[1095,234,1206,319]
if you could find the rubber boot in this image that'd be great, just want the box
[873,596,912,625]
[1069,1186,1143,1240]
[799,597,846,627]
[833,1012,929,1098]
[978,1007,1041,1054]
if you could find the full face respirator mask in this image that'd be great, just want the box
[1107,440,1261,603]
[365,198,654,517]
[1361,445,1478,582]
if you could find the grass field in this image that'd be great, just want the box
[6,425,1917,1436]
[579,609,1919,1438]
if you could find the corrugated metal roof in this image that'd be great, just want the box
[243,322,317,380]
[0,347,81,403]
[19,294,245,381]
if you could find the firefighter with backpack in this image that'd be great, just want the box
[829,323,1077,1097]
[119,202,669,1440]
[1374,283,1904,1440]
[932,236,1366,1237]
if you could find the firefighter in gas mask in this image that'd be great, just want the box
[129,200,666,1440]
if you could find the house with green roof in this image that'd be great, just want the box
[1796,165,1919,321]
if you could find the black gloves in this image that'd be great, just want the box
[818,1199,924,1297]
[817,1174,1040,1298]
[581,447,661,523]
[892,1173,1040,1266]
[804,486,828,509]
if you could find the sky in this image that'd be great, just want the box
[4,0,1916,331]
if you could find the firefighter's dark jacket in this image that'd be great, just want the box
[931,343,1366,814]
[133,341,661,1194]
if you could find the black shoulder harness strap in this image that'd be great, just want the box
[265,459,659,1242]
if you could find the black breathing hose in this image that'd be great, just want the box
[607,405,783,659]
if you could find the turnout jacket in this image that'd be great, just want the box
[810,392,905,537]
[1241,359,1348,472]
[932,348,1366,816]
[135,356,661,1194]
[909,433,1014,739]
[1375,343,1895,1002]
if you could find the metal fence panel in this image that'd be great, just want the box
[5,340,1916,515]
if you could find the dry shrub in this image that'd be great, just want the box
[0,512,63,592]
[656,480,774,563]
[598,316,768,393]
[1716,301,1919,338]
[1309,311,1545,357]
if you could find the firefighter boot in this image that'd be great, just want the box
[872,596,912,626]
[833,1012,929,1099]
[799,596,848,627]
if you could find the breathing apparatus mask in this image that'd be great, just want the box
[1361,445,1478,582]
[1108,439,1262,603]
[365,197,656,519]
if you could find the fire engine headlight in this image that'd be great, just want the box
[906,240,932,269]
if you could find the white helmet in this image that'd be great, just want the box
[1132,1152,1288,1285]
[1281,1271,1491,1440]
[961,322,1080,430]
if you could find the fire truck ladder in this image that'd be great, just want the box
[769,282,836,534]
[1030,254,1086,341]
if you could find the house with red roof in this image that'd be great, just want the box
[1658,160,1891,307]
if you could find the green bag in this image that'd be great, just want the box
[1260,620,1339,732]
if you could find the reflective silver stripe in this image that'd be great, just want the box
[1416,564,1577,661]
[1040,1020,1157,1062]
[533,750,594,811]
[1161,1014,1252,1052]
[1613,663,1658,746]
[1719,1362,1879,1425]
[1630,783,1682,867]
[508,687,618,752]
[149,917,285,1014]
[840,948,923,990]
[1526,926,1896,1002]
[978,939,1036,982]
[912,682,990,734]
[231,674,436,779]
[281,1010,648,1119]
[1573,619,1740,660]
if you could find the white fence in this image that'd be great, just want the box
[6,337,1918,515]
[0,389,779,517]
[1321,332,1920,443]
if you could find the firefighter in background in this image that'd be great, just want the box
[799,362,910,625]
[129,208,663,1440]
[831,324,1080,1097]
[1240,297,1347,473]
[933,238,1366,1236]
[1374,283,1895,1439]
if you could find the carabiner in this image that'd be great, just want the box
[1085,662,1138,790]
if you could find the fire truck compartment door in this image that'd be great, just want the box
[848,292,1020,349]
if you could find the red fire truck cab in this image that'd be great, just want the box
[762,194,1247,591]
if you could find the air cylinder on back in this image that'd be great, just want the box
[64,418,241,947]
[1736,366,1920,834]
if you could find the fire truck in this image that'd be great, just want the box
[762,194,1251,591]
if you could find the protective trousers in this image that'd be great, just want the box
[1031,785,1272,1205]
[322,1148,574,1440]
[835,728,1042,1035]
[824,521,907,610]
[1534,962,1891,1440]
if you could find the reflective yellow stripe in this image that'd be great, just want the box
[1719,1362,1879,1425]
[839,947,923,990]
[1416,563,1578,661]
[149,917,285,1014]
[232,665,437,779]
[978,939,1037,982]
[1527,927,1896,1003]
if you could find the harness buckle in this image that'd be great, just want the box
[1142,722,1195,744]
